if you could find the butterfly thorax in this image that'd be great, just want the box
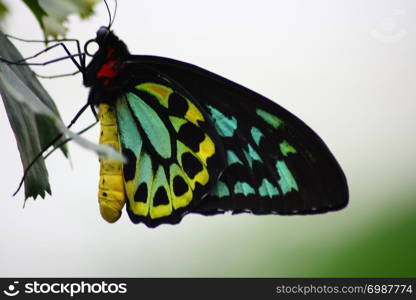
[84,27,133,105]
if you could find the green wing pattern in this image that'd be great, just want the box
[115,81,225,227]
[196,105,304,214]
[193,102,346,215]
[131,57,347,217]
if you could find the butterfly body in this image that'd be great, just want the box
[97,103,125,222]
[85,27,348,227]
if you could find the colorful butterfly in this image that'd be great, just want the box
[80,23,349,227]
[4,2,349,228]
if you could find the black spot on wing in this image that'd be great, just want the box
[173,176,188,196]
[168,92,188,116]
[178,123,205,153]
[153,187,170,206]
[122,148,136,181]
[182,152,203,179]
[134,183,148,203]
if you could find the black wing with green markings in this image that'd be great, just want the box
[124,55,349,217]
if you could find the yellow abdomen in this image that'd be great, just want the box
[98,104,126,223]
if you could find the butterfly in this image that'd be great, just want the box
[2,2,348,228]
[79,22,349,227]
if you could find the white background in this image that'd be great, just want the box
[0,0,415,276]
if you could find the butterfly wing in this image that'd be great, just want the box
[125,55,348,217]
[114,77,226,227]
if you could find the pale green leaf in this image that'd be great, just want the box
[0,32,124,200]
[22,0,100,38]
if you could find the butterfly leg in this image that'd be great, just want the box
[0,39,84,74]
[4,34,83,66]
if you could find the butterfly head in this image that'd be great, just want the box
[96,26,111,44]
[83,26,129,90]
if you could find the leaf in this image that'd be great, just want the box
[0,32,125,199]
[0,65,52,199]
[21,0,99,38]
[41,15,67,37]
[74,0,100,19]
[0,62,125,163]
[21,0,48,33]
[0,32,68,155]
[0,1,8,19]
[0,31,68,199]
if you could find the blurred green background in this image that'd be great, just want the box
[0,0,415,277]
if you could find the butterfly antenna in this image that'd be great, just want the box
[110,0,118,28]
[13,103,90,196]
[104,0,112,28]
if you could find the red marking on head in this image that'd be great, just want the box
[97,60,118,79]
